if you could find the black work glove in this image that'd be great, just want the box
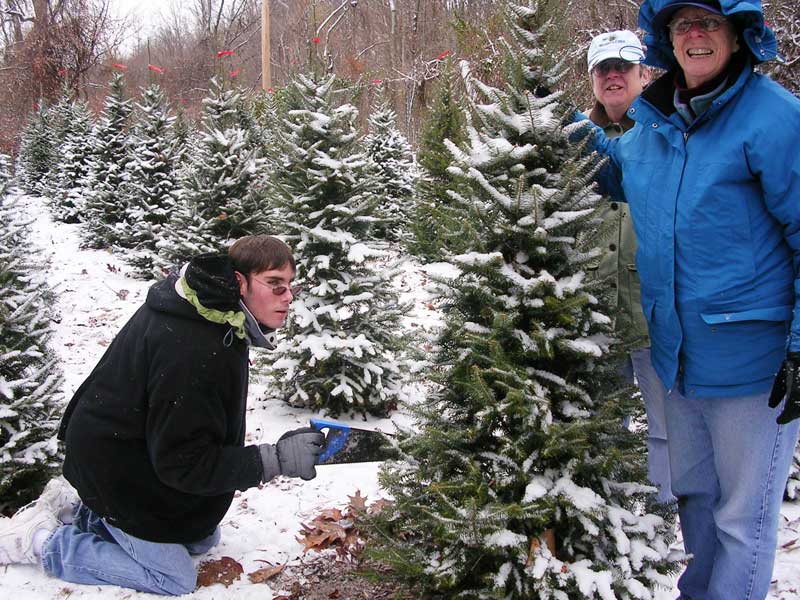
[768,352,800,424]
[259,427,324,482]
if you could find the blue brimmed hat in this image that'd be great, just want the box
[651,1,723,34]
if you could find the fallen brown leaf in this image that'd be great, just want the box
[248,563,284,584]
[368,498,391,514]
[348,490,368,513]
[196,556,243,588]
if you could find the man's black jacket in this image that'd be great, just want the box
[59,254,264,543]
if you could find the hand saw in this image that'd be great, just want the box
[310,418,399,465]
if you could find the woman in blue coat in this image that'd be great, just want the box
[594,1,800,598]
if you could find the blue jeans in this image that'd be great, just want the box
[42,503,220,595]
[630,348,675,505]
[664,385,800,600]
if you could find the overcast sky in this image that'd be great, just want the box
[108,0,180,51]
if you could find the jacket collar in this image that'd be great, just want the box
[239,300,277,350]
[588,100,636,134]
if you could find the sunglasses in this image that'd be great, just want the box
[592,59,636,77]
[251,277,302,296]
[668,16,726,35]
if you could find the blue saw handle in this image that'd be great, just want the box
[310,418,351,463]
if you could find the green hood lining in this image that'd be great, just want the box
[178,275,246,339]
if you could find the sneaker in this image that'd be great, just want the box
[38,476,79,524]
[14,476,79,525]
[0,505,59,564]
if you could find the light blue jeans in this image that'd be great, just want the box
[42,503,220,595]
[665,385,800,600]
[630,348,675,505]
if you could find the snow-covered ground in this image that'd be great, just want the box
[2,191,800,599]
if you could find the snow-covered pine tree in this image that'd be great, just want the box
[0,154,11,195]
[363,91,416,243]
[15,102,54,197]
[267,72,410,418]
[788,447,800,500]
[40,88,80,199]
[250,89,283,157]
[50,98,94,223]
[0,194,64,514]
[118,84,181,277]
[367,3,679,597]
[408,62,475,261]
[156,77,266,268]
[172,104,194,166]
[80,72,133,249]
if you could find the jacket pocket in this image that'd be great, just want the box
[699,305,792,325]
[682,306,791,387]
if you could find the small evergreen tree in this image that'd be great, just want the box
[368,3,679,597]
[0,195,64,514]
[408,62,475,260]
[267,72,410,418]
[363,92,416,243]
[15,102,55,196]
[172,104,195,166]
[118,84,181,277]
[50,99,94,223]
[156,77,266,268]
[80,72,134,249]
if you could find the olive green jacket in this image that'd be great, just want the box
[587,102,650,349]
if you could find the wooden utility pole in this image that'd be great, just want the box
[261,0,271,90]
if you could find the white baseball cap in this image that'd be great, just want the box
[587,30,645,73]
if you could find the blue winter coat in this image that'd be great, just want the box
[595,0,800,398]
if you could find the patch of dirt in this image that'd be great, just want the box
[272,556,422,600]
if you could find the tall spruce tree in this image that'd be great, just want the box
[80,72,134,249]
[118,84,181,277]
[266,72,409,418]
[363,92,416,243]
[409,62,475,260]
[0,194,64,514]
[156,77,266,268]
[368,3,679,597]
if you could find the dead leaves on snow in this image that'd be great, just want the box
[196,556,287,588]
[196,491,389,590]
[296,490,389,559]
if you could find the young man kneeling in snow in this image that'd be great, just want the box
[0,235,323,595]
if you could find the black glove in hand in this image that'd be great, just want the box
[768,352,800,424]
[276,427,324,480]
[259,428,324,482]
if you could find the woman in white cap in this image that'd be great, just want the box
[585,30,676,510]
